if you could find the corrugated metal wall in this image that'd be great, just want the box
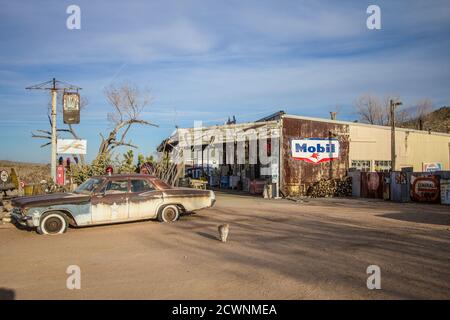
[281,117,350,196]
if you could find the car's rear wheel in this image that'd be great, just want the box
[37,211,68,235]
[157,205,180,222]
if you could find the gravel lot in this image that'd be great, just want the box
[0,192,449,299]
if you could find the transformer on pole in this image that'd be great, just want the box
[26,78,82,182]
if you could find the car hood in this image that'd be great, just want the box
[12,192,91,208]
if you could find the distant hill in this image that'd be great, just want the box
[399,106,450,133]
[0,160,48,167]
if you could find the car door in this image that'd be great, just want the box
[91,179,129,223]
[128,178,164,219]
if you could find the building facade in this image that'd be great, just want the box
[280,114,450,195]
[160,113,450,197]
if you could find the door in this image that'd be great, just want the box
[128,178,164,219]
[91,179,129,223]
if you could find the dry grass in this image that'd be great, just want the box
[0,160,50,185]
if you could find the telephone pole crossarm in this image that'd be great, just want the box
[26,78,81,91]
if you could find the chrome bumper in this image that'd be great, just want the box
[11,212,34,227]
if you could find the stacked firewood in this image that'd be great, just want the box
[335,176,352,196]
[306,176,352,198]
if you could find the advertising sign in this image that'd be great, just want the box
[367,172,380,191]
[56,165,65,186]
[63,92,80,124]
[291,138,339,164]
[410,175,440,202]
[395,172,407,185]
[57,139,87,154]
[422,162,442,172]
[0,170,8,183]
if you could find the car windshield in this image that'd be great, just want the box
[74,178,104,194]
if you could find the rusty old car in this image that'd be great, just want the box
[11,174,216,235]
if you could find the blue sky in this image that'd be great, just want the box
[1,0,449,163]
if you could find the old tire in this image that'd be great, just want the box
[37,211,68,235]
[157,205,180,223]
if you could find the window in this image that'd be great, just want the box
[351,160,371,172]
[374,160,392,172]
[131,179,155,193]
[104,180,128,194]
[74,178,104,194]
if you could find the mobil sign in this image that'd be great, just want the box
[291,138,339,164]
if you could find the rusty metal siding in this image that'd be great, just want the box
[281,117,349,196]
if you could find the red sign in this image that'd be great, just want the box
[105,166,113,175]
[411,175,440,202]
[56,165,65,186]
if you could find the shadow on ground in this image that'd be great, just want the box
[379,211,450,226]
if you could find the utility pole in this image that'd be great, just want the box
[26,78,81,182]
[50,79,57,182]
[390,99,402,172]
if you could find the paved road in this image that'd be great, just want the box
[0,193,449,299]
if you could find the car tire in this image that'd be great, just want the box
[157,205,180,223]
[37,211,68,235]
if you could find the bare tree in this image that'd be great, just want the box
[354,94,406,126]
[97,83,158,156]
[354,94,387,125]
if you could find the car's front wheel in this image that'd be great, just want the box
[37,211,68,235]
[157,205,180,223]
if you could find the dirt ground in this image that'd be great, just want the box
[0,192,449,300]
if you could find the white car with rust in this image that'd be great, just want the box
[11,174,215,235]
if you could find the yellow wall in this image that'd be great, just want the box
[349,124,450,171]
